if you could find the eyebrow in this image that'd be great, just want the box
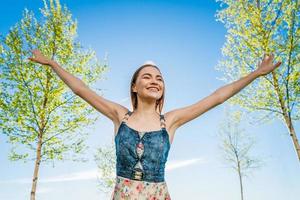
[142,73,163,78]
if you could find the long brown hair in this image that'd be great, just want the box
[130,65,165,114]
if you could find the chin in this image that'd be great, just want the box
[144,93,161,100]
[150,94,162,100]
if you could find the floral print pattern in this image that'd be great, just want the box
[111,176,171,200]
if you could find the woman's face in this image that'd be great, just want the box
[132,66,164,101]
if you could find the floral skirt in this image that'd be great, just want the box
[111,176,171,200]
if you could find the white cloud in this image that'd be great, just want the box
[39,169,99,183]
[0,169,99,184]
[0,158,207,185]
[166,158,207,171]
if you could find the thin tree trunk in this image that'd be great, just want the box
[272,72,300,161]
[237,161,244,200]
[280,0,300,162]
[30,52,49,199]
[30,57,50,200]
[283,111,300,161]
[30,135,43,200]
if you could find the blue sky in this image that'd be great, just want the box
[0,0,299,199]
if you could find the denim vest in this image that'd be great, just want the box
[115,110,171,183]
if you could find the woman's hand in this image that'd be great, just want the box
[255,53,282,76]
[28,49,52,65]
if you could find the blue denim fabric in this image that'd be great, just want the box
[115,121,171,183]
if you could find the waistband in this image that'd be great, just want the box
[117,168,165,183]
[116,176,167,185]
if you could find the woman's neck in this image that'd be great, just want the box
[134,102,159,117]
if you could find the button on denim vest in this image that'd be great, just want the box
[115,111,171,183]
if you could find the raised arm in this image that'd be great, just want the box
[28,49,128,125]
[165,53,282,131]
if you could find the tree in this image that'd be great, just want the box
[218,108,262,200]
[94,142,116,194]
[215,0,300,160]
[0,0,107,199]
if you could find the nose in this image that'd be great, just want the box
[150,79,160,85]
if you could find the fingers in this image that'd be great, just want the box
[28,57,35,62]
[28,49,39,62]
[28,49,43,63]
[32,49,38,55]
[274,61,282,68]
[263,52,275,62]
[30,49,41,56]
[28,49,35,62]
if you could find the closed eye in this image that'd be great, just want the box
[144,76,163,81]
[142,73,164,82]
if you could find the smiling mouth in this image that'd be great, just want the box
[147,87,159,91]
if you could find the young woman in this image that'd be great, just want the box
[28,50,281,200]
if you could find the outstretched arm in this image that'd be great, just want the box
[165,53,282,130]
[28,49,128,124]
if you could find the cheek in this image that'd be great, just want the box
[134,82,147,92]
[138,80,148,88]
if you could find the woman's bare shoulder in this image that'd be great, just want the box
[115,106,130,124]
[164,109,179,128]
[113,106,130,136]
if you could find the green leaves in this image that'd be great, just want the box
[215,0,299,124]
[216,0,300,160]
[0,0,107,164]
[94,143,116,193]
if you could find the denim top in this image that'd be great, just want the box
[115,110,171,182]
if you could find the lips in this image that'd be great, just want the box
[147,87,159,91]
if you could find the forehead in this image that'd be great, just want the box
[139,66,162,76]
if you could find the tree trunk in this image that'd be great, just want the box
[283,111,300,161]
[30,55,50,199]
[237,161,244,200]
[30,135,43,200]
[272,72,300,161]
